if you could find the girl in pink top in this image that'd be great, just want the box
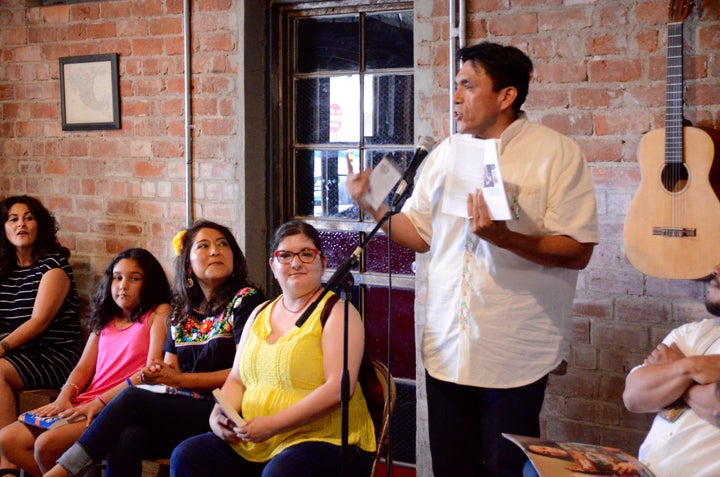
[0,248,171,476]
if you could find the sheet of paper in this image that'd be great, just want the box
[441,135,512,221]
[364,155,402,210]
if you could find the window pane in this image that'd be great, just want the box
[294,149,359,218]
[319,230,359,269]
[365,74,414,145]
[296,75,364,145]
[365,234,416,274]
[297,16,360,73]
[366,11,413,69]
[295,77,329,144]
[365,286,416,379]
[365,148,415,210]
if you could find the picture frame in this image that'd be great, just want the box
[59,53,120,131]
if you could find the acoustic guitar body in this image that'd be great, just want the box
[624,126,720,279]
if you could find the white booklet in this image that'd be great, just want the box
[212,388,246,427]
[364,155,402,210]
[441,135,512,221]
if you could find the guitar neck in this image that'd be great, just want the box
[665,21,684,165]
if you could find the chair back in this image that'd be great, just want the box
[368,357,396,477]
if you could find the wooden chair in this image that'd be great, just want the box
[15,389,60,414]
[368,357,397,477]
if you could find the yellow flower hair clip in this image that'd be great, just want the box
[172,230,187,256]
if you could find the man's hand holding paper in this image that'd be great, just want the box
[441,135,512,221]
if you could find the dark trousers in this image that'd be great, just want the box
[77,387,215,477]
[425,370,548,477]
[170,431,373,477]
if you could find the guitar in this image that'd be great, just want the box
[624,0,720,279]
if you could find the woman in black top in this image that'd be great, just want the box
[0,196,83,475]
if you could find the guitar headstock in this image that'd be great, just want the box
[668,0,693,23]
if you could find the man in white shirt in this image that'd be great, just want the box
[347,42,598,477]
[623,264,720,477]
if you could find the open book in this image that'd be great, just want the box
[212,388,246,427]
[136,384,211,401]
[18,410,86,430]
[503,433,655,477]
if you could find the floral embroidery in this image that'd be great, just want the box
[171,287,258,344]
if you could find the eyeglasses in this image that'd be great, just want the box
[273,248,321,264]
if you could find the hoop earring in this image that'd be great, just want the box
[187,276,194,288]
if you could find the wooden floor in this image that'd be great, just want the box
[141,460,167,477]
[141,461,416,477]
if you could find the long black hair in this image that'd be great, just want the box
[86,248,171,334]
[173,220,256,315]
[0,195,69,280]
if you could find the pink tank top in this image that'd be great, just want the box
[75,310,153,405]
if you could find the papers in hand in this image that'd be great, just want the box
[212,388,246,427]
[18,410,86,430]
[363,156,402,210]
[441,135,512,221]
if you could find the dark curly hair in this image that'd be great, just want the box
[173,220,256,315]
[457,41,533,114]
[0,195,70,280]
[85,248,171,334]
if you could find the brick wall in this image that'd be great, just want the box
[0,0,268,299]
[414,0,720,468]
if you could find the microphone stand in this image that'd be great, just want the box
[294,181,415,477]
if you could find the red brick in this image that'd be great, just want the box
[40,5,69,24]
[132,38,164,56]
[130,2,164,17]
[71,4,99,21]
[588,59,643,82]
[535,61,587,84]
[542,6,592,30]
[594,322,650,349]
[487,12,537,36]
[634,1,667,25]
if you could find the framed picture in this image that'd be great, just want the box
[59,53,120,131]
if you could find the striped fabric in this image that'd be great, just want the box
[0,253,83,389]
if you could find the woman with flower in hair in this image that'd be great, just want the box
[45,220,266,477]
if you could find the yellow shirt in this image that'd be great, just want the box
[232,292,376,462]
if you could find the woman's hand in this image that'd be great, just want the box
[32,397,73,417]
[56,398,104,426]
[233,415,275,443]
[209,407,244,444]
[140,358,180,387]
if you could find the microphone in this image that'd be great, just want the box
[391,136,435,206]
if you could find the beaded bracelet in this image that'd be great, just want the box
[96,395,107,406]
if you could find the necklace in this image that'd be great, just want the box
[281,287,320,313]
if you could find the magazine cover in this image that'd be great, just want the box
[503,433,655,477]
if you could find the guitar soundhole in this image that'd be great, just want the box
[661,163,688,193]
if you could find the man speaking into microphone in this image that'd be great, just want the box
[346,42,598,477]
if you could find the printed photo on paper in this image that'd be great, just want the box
[441,135,511,221]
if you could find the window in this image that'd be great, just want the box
[273,2,416,466]
[280,5,415,221]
